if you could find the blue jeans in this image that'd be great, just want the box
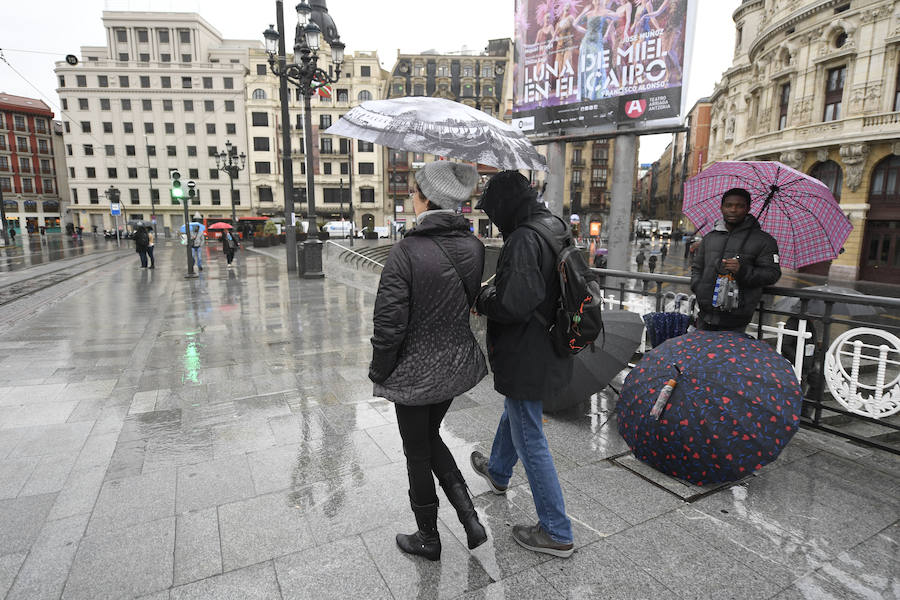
[488,397,573,543]
[191,247,202,269]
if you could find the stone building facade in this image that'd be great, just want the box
[244,46,388,232]
[0,94,62,233]
[643,99,712,232]
[54,12,257,235]
[706,0,900,282]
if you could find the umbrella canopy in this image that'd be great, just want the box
[208,222,233,230]
[179,223,206,233]
[325,97,548,172]
[546,310,644,412]
[127,220,151,228]
[683,161,852,270]
[772,285,885,317]
[616,330,802,485]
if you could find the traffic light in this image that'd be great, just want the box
[187,180,197,204]
[170,169,183,203]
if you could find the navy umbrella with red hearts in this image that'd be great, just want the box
[616,330,803,485]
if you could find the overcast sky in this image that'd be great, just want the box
[1,0,739,164]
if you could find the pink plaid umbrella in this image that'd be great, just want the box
[682,161,852,270]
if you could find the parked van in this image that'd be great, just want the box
[323,221,354,238]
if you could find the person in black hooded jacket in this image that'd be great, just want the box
[691,187,782,331]
[469,171,575,558]
[369,161,488,562]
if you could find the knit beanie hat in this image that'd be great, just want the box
[414,161,479,210]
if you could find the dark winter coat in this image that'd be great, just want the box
[221,232,239,252]
[475,205,573,402]
[133,229,149,251]
[369,211,487,405]
[691,215,781,329]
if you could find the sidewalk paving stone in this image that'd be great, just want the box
[175,455,255,514]
[62,516,175,599]
[174,507,222,586]
[0,243,895,599]
[274,536,392,600]
[170,561,280,600]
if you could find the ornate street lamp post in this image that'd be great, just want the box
[215,140,247,226]
[263,0,345,278]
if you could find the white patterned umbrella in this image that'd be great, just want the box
[325,97,548,171]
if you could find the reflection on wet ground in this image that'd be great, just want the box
[0,233,131,272]
[0,243,896,599]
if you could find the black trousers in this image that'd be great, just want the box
[395,399,456,505]
[147,246,155,267]
[225,249,235,264]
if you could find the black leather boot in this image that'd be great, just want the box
[439,469,488,550]
[396,498,441,561]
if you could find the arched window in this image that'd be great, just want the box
[357,90,372,102]
[869,156,900,204]
[809,160,843,201]
[251,88,266,100]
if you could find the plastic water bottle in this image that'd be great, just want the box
[650,378,678,420]
[712,276,722,308]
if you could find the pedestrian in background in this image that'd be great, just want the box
[648,254,658,273]
[636,249,646,271]
[661,244,668,263]
[221,229,239,268]
[190,224,204,272]
[8,227,15,245]
[134,226,150,268]
[369,161,488,562]
[470,170,575,558]
[147,227,156,269]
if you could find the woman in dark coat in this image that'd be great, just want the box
[369,161,488,561]
[221,229,239,267]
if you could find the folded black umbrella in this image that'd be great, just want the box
[545,310,645,412]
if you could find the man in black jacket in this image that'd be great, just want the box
[469,171,574,558]
[691,188,782,331]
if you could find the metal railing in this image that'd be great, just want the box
[325,240,385,268]
[593,267,900,454]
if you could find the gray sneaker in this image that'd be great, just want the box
[512,524,574,558]
[470,451,507,495]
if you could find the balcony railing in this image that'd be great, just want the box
[863,112,900,127]
[571,159,585,166]
[592,267,900,455]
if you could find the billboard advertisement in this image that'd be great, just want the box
[512,0,694,135]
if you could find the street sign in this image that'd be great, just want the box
[110,203,121,216]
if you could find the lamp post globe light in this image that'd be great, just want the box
[215,140,247,226]
[263,0,345,278]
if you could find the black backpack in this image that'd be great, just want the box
[522,218,605,357]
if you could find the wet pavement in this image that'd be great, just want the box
[0,242,897,599]
[0,234,134,273]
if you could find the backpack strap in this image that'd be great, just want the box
[429,237,476,308]
[519,216,570,327]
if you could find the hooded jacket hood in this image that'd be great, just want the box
[476,171,540,237]
[713,214,762,234]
